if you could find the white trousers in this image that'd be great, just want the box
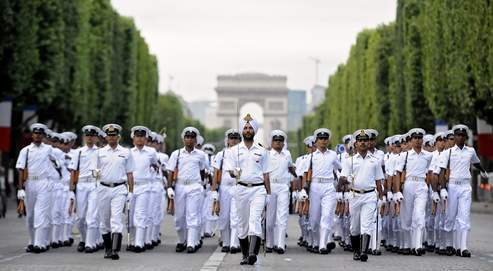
[401,179,428,249]
[349,191,377,236]
[76,181,98,243]
[308,182,337,247]
[235,184,266,239]
[98,184,127,234]
[218,184,239,247]
[148,181,165,243]
[444,180,471,251]
[25,179,51,247]
[174,182,203,247]
[129,182,150,247]
[266,183,289,249]
[50,182,65,243]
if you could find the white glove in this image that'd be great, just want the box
[394,192,404,202]
[265,194,271,205]
[233,168,242,178]
[211,190,219,201]
[344,192,353,202]
[68,191,75,201]
[167,188,175,199]
[440,188,448,200]
[299,189,308,200]
[386,191,393,202]
[336,192,343,202]
[126,192,133,202]
[382,195,387,203]
[291,191,299,201]
[432,192,440,203]
[480,171,489,179]
[17,189,26,200]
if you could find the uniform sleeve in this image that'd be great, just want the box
[470,148,480,164]
[436,151,449,170]
[375,162,385,180]
[394,153,406,172]
[333,153,342,170]
[68,150,81,171]
[340,158,349,178]
[287,153,293,167]
[223,148,235,172]
[262,150,271,174]
[15,147,27,169]
[125,150,135,173]
[89,149,99,171]
[150,149,158,165]
[166,151,178,171]
[199,153,207,171]
[211,151,222,169]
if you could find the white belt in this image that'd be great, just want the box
[78,176,96,183]
[270,178,290,184]
[27,175,44,181]
[407,176,425,182]
[449,178,470,185]
[177,179,201,185]
[311,177,334,183]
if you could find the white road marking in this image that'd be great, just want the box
[0,253,28,263]
[200,247,227,271]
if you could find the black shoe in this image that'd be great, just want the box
[360,234,370,262]
[302,240,308,247]
[84,246,95,253]
[230,247,240,254]
[277,248,285,254]
[327,242,336,253]
[344,244,353,252]
[26,244,34,253]
[312,246,319,254]
[187,246,195,253]
[411,248,417,256]
[334,235,342,241]
[134,246,144,253]
[198,239,203,248]
[33,246,41,254]
[221,246,230,253]
[446,246,455,256]
[63,240,71,247]
[145,243,153,250]
[239,238,249,265]
[416,248,424,256]
[69,238,74,245]
[391,246,398,253]
[426,244,435,252]
[351,235,361,261]
[39,246,48,253]
[247,236,260,265]
[175,243,186,252]
[307,245,313,252]
[57,241,63,248]
[152,240,158,247]
[372,249,382,256]
[77,242,85,252]
[320,248,328,254]
[102,233,112,259]
[50,242,59,249]
[97,243,104,250]
[402,248,411,255]
[265,247,273,253]
[461,249,471,257]
[438,248,447,255]
[126,245,135,252]
[204,233,212,238]
[109,233,122,260]
[455,249,461,256]
[297,237,303,246]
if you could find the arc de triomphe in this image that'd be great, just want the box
[215,73,288,144]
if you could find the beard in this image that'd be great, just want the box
[243,132,254,141]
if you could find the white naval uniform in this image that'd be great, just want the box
[16,143,57,248]
[302,148,341,249]
[91,144,135,234]
[201,153,217,237]
[63,150,76,243]
[265,148,293,250]
[436,145,480,251]
[224,141,270,239]
[395,149,432,250]
[294,154,310,242]
[49,147,66,245]
[130,145,157,248]
[166,147,207,247]
[340,152,384,236]
[429,149,446,249]
[69,145,99,249]
[213,148,240,249]
[149,152,168,244]
[369,149,385,252]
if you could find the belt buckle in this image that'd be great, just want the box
[109,183,115,188]
[247,183,253,187]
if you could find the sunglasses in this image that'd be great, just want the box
[273,138,284,142]
[357,138,369,142]
[184,135,196,139]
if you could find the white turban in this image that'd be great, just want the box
[239,114,259,134]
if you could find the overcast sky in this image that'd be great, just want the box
[112,0,396,102]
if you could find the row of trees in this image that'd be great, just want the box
[299,0,493,146]
[0,0,199,154]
